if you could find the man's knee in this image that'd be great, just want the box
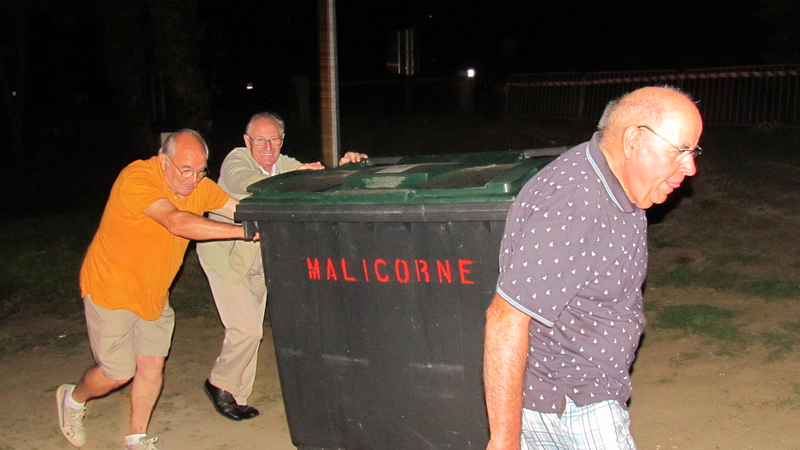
[241,328,264,346]
[135,356,166,380]
[90,365,132,389]
[228,322,264,342]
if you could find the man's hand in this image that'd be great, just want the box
[339,152,368,165]
[297,153,367,170]
[297,162,325,171]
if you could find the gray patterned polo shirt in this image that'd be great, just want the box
[496,133,648,413]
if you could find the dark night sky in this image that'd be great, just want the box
[6,0,796,130]
[197,0,771,90]
[2,0,797,213]
[15,0,785,111]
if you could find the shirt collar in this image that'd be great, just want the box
[585,132,637,213]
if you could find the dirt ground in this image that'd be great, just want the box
[1,286,799,450]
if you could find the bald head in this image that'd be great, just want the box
[596,86,703,209]
[160,129,210,159]
[598,86,700,144]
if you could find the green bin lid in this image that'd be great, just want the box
[235,147,565,223]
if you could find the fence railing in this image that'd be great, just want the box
[505,65,800,126]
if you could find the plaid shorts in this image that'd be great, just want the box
[520,396,637,450]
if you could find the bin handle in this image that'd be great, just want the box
[242,221,259,240]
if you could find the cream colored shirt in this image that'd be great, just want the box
[196,148,301,284]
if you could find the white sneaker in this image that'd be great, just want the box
[56,384,86,447]
[124,436,161,450]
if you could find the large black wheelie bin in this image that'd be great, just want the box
[235,148,565,450]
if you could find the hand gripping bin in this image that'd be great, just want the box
[235,148,564,450]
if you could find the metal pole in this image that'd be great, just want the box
[318,0,341,167]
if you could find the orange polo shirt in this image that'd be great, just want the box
[80,156,229,320]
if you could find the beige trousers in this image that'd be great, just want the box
[198,254,267,405]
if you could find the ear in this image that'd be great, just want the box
[243,134,251,149]
[621,126,641,160]
[157,153,169,172]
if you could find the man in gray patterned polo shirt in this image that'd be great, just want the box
[484,86,703,450]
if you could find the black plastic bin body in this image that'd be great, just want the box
[235,149,564,450]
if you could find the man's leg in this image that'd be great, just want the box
[130,356,166,434]
[121,305,174,449]
[73,366,130,402]
[562,398,636,450]
[520,407,570,450]
[58,296,139,447]
[200,257,266,405]
[521,397,637,450]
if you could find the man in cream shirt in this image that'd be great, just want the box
[197,112,365,420]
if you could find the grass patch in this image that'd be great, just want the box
[0,212,222,322]
[707,253,766,268]
[649,266,800,300]
[0,211,99,317]
[650,267,739,291]
[652,304,744,342]
[760,322,800,362]
[739,280,800,300]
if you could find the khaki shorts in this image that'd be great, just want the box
[83,294,175,381]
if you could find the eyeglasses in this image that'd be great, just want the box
[637,125,702,158]
[163,153,208,180]
[247,135,284,147]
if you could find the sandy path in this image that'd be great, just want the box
[2,287,799,450]
[0,317,295,450]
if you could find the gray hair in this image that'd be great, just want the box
[159,129,209,158]
[245,112,285,136]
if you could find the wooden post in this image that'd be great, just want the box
[318,0,341,167]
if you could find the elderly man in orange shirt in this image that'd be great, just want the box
[56,130,256,450]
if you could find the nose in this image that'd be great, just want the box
[680,153,697,176]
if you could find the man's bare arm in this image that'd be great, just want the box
[143,198,247,241]
[484,292,531,450]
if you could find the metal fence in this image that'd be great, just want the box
[505,65,800,126]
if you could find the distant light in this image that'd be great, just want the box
[11,91,16,96]
[467,69,475,78]
[246,83,254,90]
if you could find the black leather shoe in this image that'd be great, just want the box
[204,380,242,421]
[236,404,260,420]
